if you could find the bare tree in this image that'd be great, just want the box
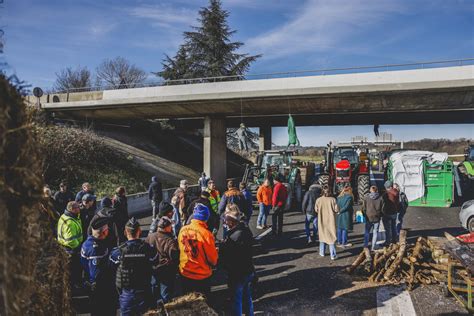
[95,57,147,89]
[53,66,92,92]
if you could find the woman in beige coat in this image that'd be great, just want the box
[315,188,339,260]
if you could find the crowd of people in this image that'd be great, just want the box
[308,180,407,259]
[40,177,258,316]
[39,173,408,316]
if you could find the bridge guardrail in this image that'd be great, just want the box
[48,58,474,95]
[126,184,201,218]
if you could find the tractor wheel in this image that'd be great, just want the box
[357,174,370,202]
[468,216,474,233]
[318,174,330,189]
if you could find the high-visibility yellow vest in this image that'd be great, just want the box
[206,189,221,214]
[57,212,83,250]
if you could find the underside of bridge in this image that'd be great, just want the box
[39,65,474,187]
[46,88,474,125]
[45,89,473,186]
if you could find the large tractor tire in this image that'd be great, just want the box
[357,174,370,202]
[318,174,330,189]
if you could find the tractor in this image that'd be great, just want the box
[242,150,315,208]
[243,150,298,192]
[457,143,474,200]
[318,143,370,202]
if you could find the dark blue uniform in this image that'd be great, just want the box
[81,236,116,315]
[110,239,158,315]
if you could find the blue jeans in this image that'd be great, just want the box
[319,242,336,258]
[383,214,398,244]
[171,207,181,237]
[305,214,318,241]
[257,204,271,227]
[364,221,380,250]
[152,273,175,304]
[119,289,147,316]
[337,228,348,245]
[229,272,255,316]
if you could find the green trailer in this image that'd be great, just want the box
[388,159,454,208]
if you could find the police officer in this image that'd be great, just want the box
[110,217,158,315]
[81,217,116,315]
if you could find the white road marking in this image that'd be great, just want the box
[377,286,417,316]
[255,227,272,241]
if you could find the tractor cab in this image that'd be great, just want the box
[243,150,298,191]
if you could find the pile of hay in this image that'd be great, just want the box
[0,75,71,314]
[145,292,218,316]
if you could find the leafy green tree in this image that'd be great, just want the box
[157,46,194,82]
[158,0,261,81]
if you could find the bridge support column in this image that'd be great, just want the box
[259,125,272,151]
[203,116,227,190]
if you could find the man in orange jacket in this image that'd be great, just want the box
[256,179,272,229]
[178,203,218,296]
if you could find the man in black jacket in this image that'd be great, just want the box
[148,176,163,219]
[302,183,322,244]
[54,182,75,214]
[88,197,120,250]
[219,207,255,316]
[113,186,129,242]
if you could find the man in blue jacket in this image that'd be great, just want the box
[218,180,246,238]
[81,217,116,315]
[239,182,253,224]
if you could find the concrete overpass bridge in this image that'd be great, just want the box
[33,63,474,188]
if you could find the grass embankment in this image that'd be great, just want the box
[33,124,151,198]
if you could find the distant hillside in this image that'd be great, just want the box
[273,138,472,156]
[404,138,472,155]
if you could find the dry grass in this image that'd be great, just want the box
[0,76,71,315]
[145,292,218,316]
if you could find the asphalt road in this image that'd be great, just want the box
[133,204,469,315]
[205,205,469,315]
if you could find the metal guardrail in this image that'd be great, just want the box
[50,58,474,95]
[126,185,201,218]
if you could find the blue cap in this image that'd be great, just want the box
[193,203,210,222]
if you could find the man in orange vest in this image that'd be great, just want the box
[178,203,218,296]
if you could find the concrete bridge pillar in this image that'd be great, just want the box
[203,116,227,191]
[259,125,272,151]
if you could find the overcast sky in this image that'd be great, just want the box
[3,0,473,144]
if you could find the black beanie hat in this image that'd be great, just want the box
[158,201,174,218]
